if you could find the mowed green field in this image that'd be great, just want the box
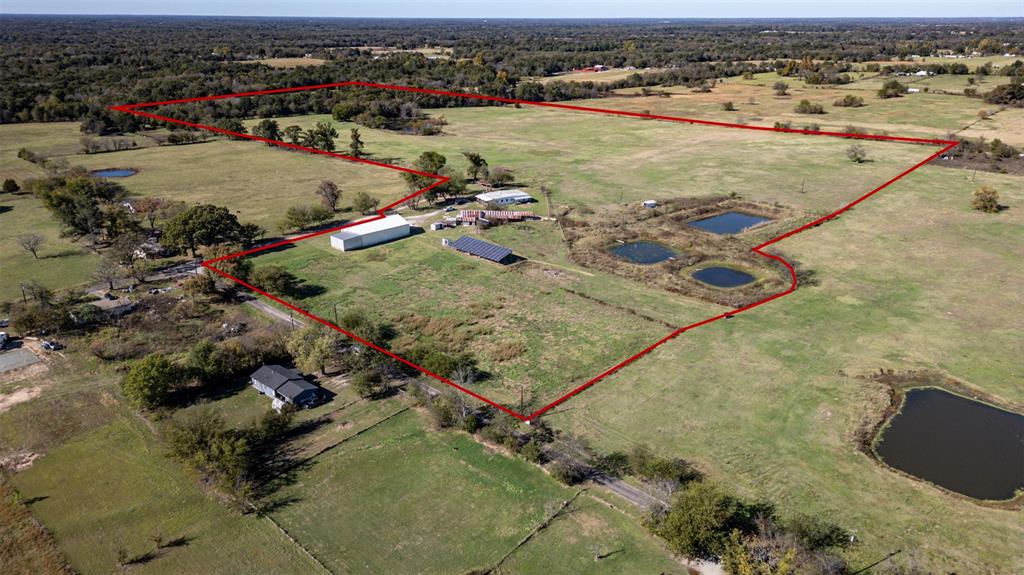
[266,408,687,574]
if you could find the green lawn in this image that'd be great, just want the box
[10,417,323,574]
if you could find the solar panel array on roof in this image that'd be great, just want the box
[450,236,513,263]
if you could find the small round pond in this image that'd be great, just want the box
[91,168,137,178]
[874,388,1024,501]
[691,266,755,288]
[688,211,770,235]
[608,241,677,264]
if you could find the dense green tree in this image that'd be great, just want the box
[655,480,753,560]
[251,118,282,143]
[287,326,338,375]
[250,265,299,296]
[121,353,178,410]
[463,151,489,180]
[162,204,242,256]
[2,178,19,194]
[348,128,365,158]
[877,78,908,99]
[303,121,338,151]
[351,191,380,214]
[282,125,303,145]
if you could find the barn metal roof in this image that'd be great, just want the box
[450,236,513,263]
[330,214,409,241]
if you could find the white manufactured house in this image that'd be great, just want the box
[475,189,534,206]
[329,214,411,251]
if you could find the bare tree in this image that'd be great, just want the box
[93,257,122,290]
[316,180,341,211]
[16,233,44,259]
[451,364,478,387]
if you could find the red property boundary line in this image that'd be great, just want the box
[111,81,959,422]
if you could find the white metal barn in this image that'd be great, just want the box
[330,214,411,251]
[475,189,534,205]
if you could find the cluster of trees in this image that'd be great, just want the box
[401,151,467,204]
[794,100,825,114]
[164,406,294,504]
[649,480,852,574]
[833,94,865,108]
[774,57,853,85]
[983,79,1024,107]
[877,79,909,99]
[5,16,1020,126]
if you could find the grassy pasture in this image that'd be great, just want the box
[244,104,950,408]
[533,67,665,84]
[545,165,1024,573]
[52,139,407,232]
[10,417,323,575]
[262,106,930,215]
[266,408,685,574]
[246,229,692,408]
[619,79,991,139]
[0,191,100,301]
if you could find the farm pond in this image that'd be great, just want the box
[688,211,770,234]
[874,388,1024,501]
[691,266,755,288]
[608,241,677,264]
[91,168,136,178]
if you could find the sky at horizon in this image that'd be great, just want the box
[2,1,1022,19]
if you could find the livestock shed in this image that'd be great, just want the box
[250,364,323,409]
[475,189,534,205]
[457,210,540,225]
[330,214,410,251]
[444,236,514,264]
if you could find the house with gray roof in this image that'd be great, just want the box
[250,364,323,409]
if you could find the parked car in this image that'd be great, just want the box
[0,318,9,328]
[41,340,63,351]
[444,205,456,212]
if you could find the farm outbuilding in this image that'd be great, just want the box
[330,214,410,251]
[475,189,534,205]
[444,236,514,264]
